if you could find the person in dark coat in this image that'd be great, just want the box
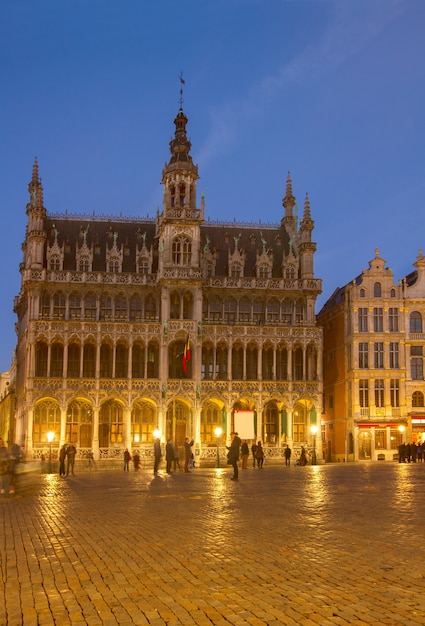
[284,444,292,466]
[226,431,242,481]
[165,439,174,474]
[133,452,140,471]
[255,441,264,469]
[123,448,131,471]
[154,438,162,475]
[184,437,194,473]
[241,441,249,469]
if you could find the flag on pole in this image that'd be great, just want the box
[182,335,191,375]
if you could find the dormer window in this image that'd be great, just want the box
[49,257,60,271]
[230,264,242,278]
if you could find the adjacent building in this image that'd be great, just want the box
[318,249,425,462]
[12,105,323,466]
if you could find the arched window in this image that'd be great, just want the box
[412,391,425,407]
[40,291,50,318]
[50,343,64,377]
[170,292,180,319]
[99,400,124,447]
[374,282,382,297]
[360,288,365,298]
[266,299,279,322]
[169,340,189,378]
[410,311,423,333]
[263,402,279,443]
[232,345,243,380]
[115,344,128,378]
[147,342,159,378]
[182,291,193,319]
[144,294,157,320]
[262,346,274,380]
[33,400,61,445]
[100,344,112,378]
[202,345,214,380]
[276,345,288,380]
[69,294,81,319]
[129,296,142,321]
[293,405,307,443]
[67,400,93,447]
[131,400,156,444]
[282,300,292,324]
[53,292,66,318]
[83,343,96,378]
[100,296,112,320]
[239,298,251,322]
[293,347,303,380]
[84,293,97,320]
[246,345,258,380]
[132,344,144,379]
[67,343,80,378]
[172,235,192,265]
[200,403,224,445]
[35,341,48,377]
[114,295,127,320]
[216,344,227,380]
[224,298,237,324]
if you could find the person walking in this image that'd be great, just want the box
[284,444,292,466]
[154,438,162,475]
[184,437,194,473]
[226,431,241,480]
[165,439,174,474]
[123,448,131,471]
[8,443,21,495]
[241,441,249,469]
[66,442,77,476]
[59,444,67,476]
[255,441,264,469]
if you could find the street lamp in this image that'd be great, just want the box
[398,424,405,442]
[310,425,318,465]
[47,431,54,474]
[153,428,161,440]
[214,427,222,467]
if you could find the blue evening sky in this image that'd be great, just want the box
[1,0,424,372]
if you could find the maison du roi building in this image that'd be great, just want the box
[317,249,425,462]
[11,104,323,466]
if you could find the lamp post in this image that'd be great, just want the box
[47,431,54,474]
[310,425,318,465]
[215,427,222,467]
[398,424,405,443]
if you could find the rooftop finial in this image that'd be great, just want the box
[178,71,185,109]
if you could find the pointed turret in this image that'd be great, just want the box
[25,158,47,269]
[281,172,298,242]
[299,193,316,279]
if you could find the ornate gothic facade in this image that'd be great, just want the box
[13,106,323,465]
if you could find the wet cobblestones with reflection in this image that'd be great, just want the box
[1,464,425,625]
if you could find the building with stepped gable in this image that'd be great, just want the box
[13,104,323,467]
[318,249,425,462]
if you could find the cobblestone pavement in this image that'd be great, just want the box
[1,461,425,626]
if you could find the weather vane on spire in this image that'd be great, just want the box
[179,71,185,109]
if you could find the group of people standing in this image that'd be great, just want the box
[398,441,424,463]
